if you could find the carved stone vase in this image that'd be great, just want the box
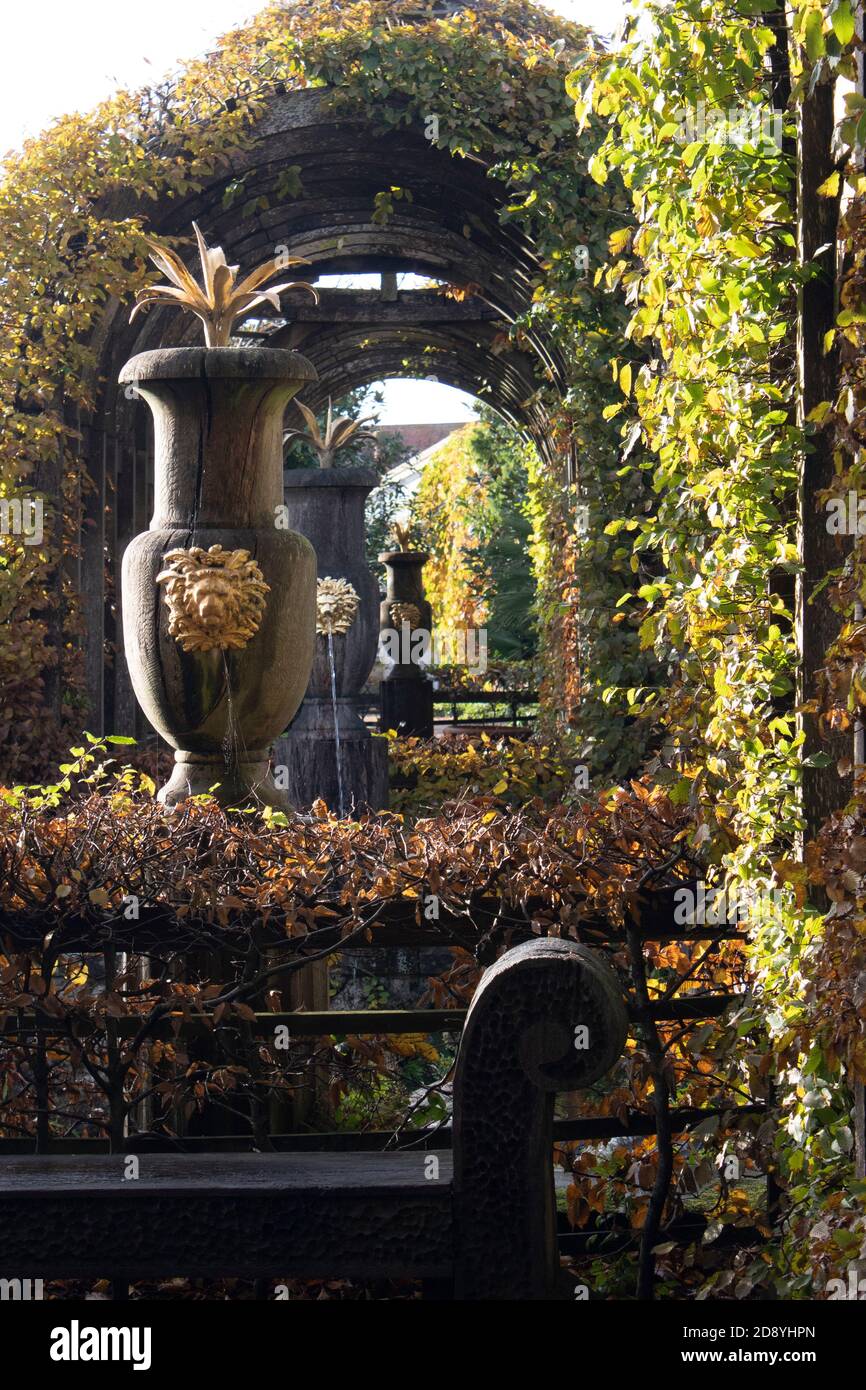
[378,549,434,739]
[274,466,388,812]
[119,347,317,808]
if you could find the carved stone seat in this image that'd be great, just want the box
[0,939,627,1300]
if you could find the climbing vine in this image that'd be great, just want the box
[572,0,866,1297]
[573,0,801,854]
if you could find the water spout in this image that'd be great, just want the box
[327,629,346,818]
[221,650,241,779]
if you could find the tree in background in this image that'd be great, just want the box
[464,411,537,660]
[411,409,538,661]
[364,464,410,577]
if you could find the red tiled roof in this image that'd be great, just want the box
[375,422,467,455]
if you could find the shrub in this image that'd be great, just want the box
[387,731,574,815]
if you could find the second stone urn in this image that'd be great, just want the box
[274,466,388,812]
[378,549,435,739]
[119,347,317,808]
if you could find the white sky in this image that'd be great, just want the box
[0,0,625,424]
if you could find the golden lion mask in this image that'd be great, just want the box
[156,544,269,653]
[389,601,421,628]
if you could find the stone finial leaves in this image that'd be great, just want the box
[285,398,378,469]
[316,576,360,636]
[131,222,319,347]
[156,544,270,653]
[391,521,414,551]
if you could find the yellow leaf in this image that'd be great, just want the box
[608,227,631,256]
[816,171,840,198]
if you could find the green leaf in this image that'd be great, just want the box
[588,152,608,185]
[729,235,763,258]
[803,752,833,768]
[831,2,855,46]
[682,141,703,168]
[804,9,826,62]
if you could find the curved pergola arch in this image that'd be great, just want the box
[276,325,543,429]
[95,90,564,416]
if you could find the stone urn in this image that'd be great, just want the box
[119,347,317,808]
[378,549,434,739]
[274,466,388,812]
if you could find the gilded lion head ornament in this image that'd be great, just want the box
[316,576,360,636]
[156,544,270,653]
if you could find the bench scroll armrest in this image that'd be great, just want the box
[452,938,628,1300]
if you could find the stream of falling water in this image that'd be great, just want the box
[221,650,241,786]
[327,630,346,818]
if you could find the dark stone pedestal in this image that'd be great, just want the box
[278,466,388,813]
[274,698,388,815]
[380,676,434,739]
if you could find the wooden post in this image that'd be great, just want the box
[286,958,331,1127]
[30,400,65,730]
[80,418,106,736]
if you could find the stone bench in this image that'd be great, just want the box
[0,939,627,1300]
